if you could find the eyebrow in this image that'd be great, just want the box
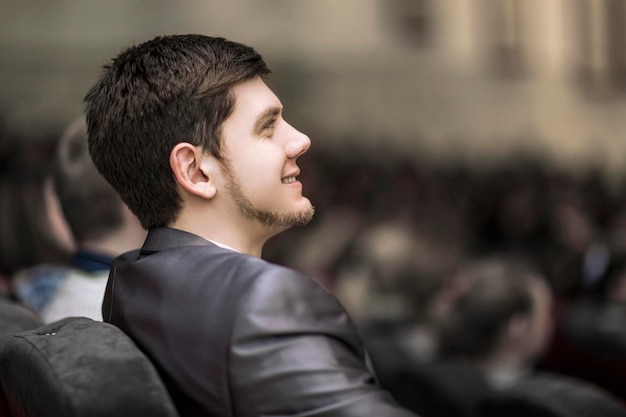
[253,106,282,134]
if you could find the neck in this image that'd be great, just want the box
[170,218,275,258]
[481,346,530,380]
[483,355,531,388]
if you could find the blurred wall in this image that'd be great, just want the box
[2,0,626,179]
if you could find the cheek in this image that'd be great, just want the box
[236,147,283,183]
[232,160,279,200]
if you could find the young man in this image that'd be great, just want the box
[85,35,416,417]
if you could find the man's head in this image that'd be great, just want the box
[85,35,276,230]
[433,256,554,368]
[53,117,142,246]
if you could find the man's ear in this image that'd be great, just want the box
[169,142,217,199]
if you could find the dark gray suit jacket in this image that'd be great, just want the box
[103,227,417,417]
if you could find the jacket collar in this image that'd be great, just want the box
[141,227,215,255]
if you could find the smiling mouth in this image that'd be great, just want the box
[282,177,297,184]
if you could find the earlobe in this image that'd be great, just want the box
[170,143,217,199]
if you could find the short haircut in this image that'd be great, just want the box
[435,256,541,359]
[53,118,126,243]
[84,35,271,229]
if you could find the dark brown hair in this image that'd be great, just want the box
[85,35,270,228]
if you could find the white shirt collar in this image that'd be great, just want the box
[207,239,239,253]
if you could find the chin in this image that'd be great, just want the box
[294,205,315,226]
[283,203,315,228]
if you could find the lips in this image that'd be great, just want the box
[282,169,300,184]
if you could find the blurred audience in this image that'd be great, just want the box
[363,254,626,416]
[539,252,626,401]
[12,118,146,323]
[372,255,556,417]
[0,125,75,298]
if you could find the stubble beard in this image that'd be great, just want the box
[221,160,314,229]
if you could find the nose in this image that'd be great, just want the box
[285,124,311,159]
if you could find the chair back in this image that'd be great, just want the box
[0,298,44,417]
[481,373,626,417]
[0,317,179,417]
[383,358,491,417]
[0,298,42,339]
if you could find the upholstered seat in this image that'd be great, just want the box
[0,298,44,417]
[0,298,42,340]
[0,317,179,417]
[382,358,492,417]
[481,372,626,417]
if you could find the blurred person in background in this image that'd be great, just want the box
[0,127,74,299]
[0,119,56,338]
[433,256,555,388]
[379,256,554,417]
[539,252,626,402]
[330,217,464,411]
[385,254,626,416]
[12,118,145,322]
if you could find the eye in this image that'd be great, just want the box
[264,119,276,130]
[261,119,277,137]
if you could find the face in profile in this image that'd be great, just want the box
[218,77,315,230]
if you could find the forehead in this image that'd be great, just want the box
[229,77,281,119]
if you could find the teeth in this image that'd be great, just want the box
[282,177,296,184]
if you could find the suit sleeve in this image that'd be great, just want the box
[228,267,419,417]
